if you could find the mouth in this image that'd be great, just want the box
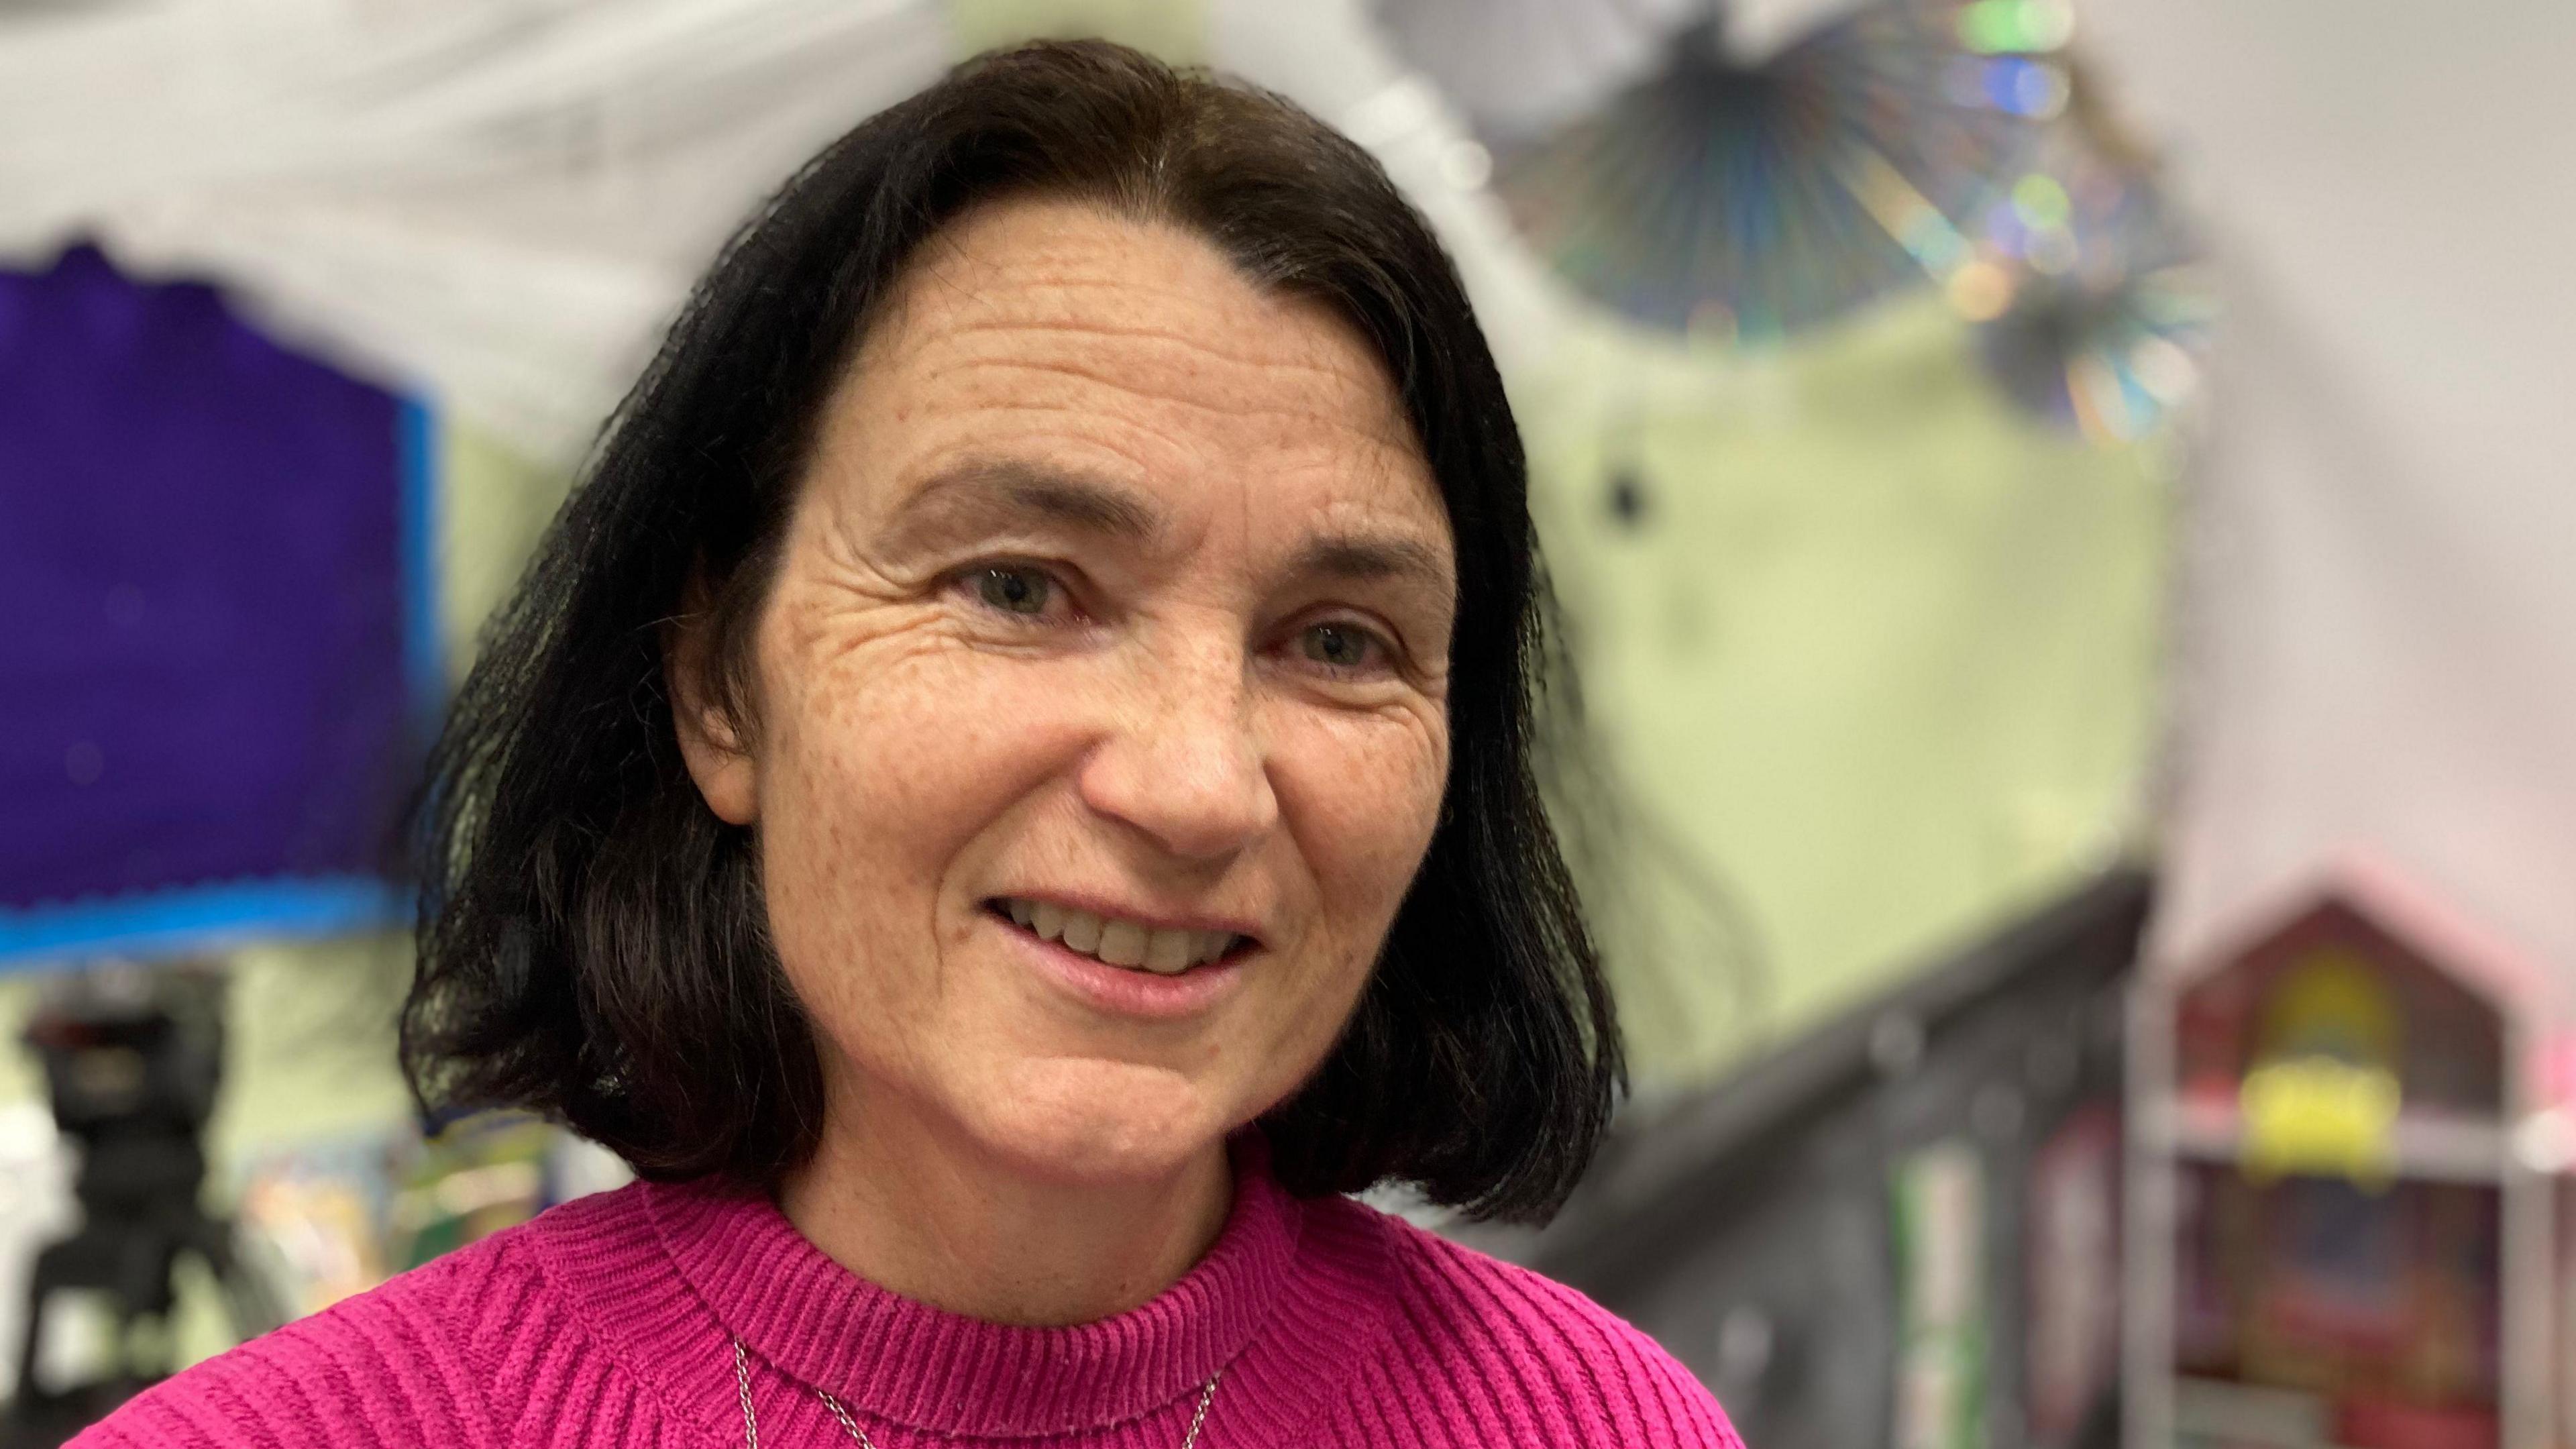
[983,897,1254,977]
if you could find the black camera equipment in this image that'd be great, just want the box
[2,965,280,1448]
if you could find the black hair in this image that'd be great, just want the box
[402,38,1622,1222]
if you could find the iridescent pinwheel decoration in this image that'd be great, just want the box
[1470,0,2078,340]
[1965,68,2219,443]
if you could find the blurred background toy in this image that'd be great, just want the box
[2135,861,2551,1449]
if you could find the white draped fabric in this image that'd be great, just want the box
[2084,0,2576,974]
[0,0,955,459]
[0,0,1552,464]
[1368,0,1699,144]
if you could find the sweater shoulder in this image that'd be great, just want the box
[65,1230,527,1449]
[1320,1199,1741,1448]
[61,1182,662,1449]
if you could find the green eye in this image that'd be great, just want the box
[1301,623,1378,670]
[975,566,1053,616]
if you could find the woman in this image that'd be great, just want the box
[83,40,1737,1449]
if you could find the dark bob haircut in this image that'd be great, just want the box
[402,38,1622,1222]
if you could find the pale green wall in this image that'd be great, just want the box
[1523,295,2169,1085]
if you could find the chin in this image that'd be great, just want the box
[960,1061,1236,1187]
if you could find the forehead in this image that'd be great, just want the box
[811,197,1444,544]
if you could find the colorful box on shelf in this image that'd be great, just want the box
[2129,853,2569,1449]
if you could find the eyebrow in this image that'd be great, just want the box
[879,456,1454,600]
[879,460,1166,553]
[1285,533,1455,601]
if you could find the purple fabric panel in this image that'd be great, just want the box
[0,244,411,911]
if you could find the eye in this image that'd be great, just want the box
[968,564,1058,618]
[1298,621,1390,674]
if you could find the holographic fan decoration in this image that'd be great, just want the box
[1965,64,2218,443]
[1487,0,2078,339]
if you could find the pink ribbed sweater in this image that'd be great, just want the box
[76,1134,1737,1448]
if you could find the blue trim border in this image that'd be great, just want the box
[397,396,445,736]
[0,875,409,974]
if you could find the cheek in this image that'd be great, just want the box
[752,636,1073,1008]
[1271,706,1449,963]
[1234,707,1445,1111]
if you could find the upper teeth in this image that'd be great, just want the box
[1001,899,1239,975]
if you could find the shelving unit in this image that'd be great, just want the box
[2127,857,2573,1449]
[1499,870,2151,1449]
[2148,1098,2512,1186]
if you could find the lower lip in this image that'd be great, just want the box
[991,912,1250,1020]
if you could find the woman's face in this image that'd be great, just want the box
[676,198,1456,1185]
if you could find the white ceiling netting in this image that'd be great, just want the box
[0,0,1580,464]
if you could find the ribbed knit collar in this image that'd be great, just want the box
[638,1130,1301,1439]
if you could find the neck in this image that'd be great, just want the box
[777,1087,1234,1328]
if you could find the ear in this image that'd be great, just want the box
[665,578,760,826]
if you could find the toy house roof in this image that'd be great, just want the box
[2163,852,2564,1028]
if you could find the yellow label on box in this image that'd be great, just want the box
[2239,1056,2401,1184]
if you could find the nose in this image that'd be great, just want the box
[1076,635,1279,863]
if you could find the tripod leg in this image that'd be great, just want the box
[13,1240,70,1403]
[181,1214,285,1344]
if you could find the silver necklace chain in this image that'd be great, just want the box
[733,1338,1223,1449]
